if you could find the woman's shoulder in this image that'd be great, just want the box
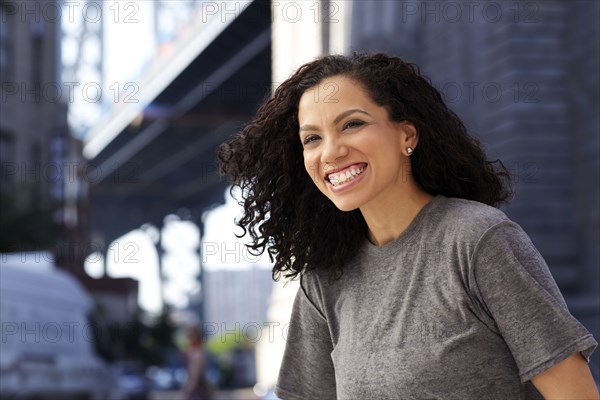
[300,268,331,297]
[438,196,508,221]
[429,195,513,242]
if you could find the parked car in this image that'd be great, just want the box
[146,365,187,390]
[112,360,152,400]
[0,252,118,400]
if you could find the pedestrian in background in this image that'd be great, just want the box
[181,326,211,400]
[218,53,599,399]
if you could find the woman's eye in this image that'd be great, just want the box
[302,135,320,146]
[343,120,365,130]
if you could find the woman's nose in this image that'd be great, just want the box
[320,137,348,165]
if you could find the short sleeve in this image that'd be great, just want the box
[275,276,337,400]
[468,220,598,383]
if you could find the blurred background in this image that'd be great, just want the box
[0,0,598,398]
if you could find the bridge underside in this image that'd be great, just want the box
[89,1,271,245]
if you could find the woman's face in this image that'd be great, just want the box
[298,75,415,212]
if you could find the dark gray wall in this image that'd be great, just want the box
[350,0,599,381]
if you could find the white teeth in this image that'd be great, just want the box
[328,167,365,187]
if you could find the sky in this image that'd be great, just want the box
[103,1,156,89]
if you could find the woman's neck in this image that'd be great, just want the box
[361,183,434,247]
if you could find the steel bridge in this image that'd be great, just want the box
[66,1,271,248]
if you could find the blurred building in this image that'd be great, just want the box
[0,0,64,170]
[0,0,95,272]
[0,0,141,353]
[349,0,599,377]
[71,271,139,324]
[203,267,273,332]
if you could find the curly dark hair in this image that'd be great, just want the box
[218,52,513,281]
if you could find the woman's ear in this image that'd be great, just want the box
[398,121,418,154]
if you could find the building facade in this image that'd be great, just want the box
[350,0,599,380]
[203,267,274,336]
[0,0,88,269]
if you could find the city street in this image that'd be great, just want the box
[150,388,257,400]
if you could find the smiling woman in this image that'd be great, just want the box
[298,76,432,230]
[217,53,599,399]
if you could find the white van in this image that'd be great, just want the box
[0,252,117,400]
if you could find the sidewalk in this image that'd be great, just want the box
[150,388,257,400]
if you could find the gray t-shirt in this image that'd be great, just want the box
[275,194,598,399]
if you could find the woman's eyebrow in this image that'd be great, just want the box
[333,108,371,125]
[299,124,318,134]
[299,108,371,134]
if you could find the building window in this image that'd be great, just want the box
[0,131,15,190]
[31,20,43,90]
[0,3,14,82]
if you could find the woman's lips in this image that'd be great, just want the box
[325,163,368,183]
[327,164,368,192]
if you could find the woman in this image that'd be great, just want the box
[218,53,598,399]
[181,326,211,400]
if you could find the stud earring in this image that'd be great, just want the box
[407,147,413,155]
